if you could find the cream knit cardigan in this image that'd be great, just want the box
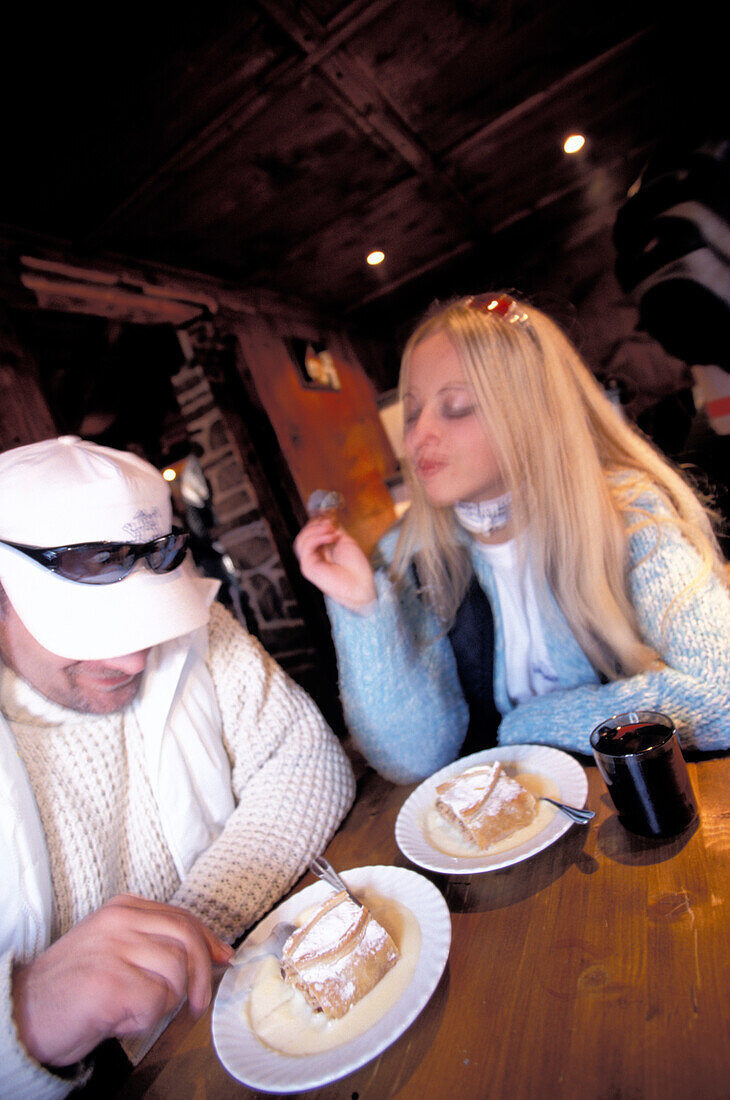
[0,602,355,1097]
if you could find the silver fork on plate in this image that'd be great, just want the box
[236,853,357,971]
[309,855,362,906]
[232,920,295,967]
[229,919,296,992]
[231,859,360,993]
[539,796,595,825]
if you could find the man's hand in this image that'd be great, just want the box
[294,516,377,611]
[11,894,232,1068]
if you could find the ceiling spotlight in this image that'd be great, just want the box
[162,467,177,481]
[367,250,385,266]
[563,134,585,155]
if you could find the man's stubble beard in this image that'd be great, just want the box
[54,664,145,715]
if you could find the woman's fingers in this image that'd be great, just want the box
[294,519,377,608]
[294,517,338,561]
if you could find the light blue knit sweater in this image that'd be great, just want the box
[326,489,730,783]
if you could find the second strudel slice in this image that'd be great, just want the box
[435,761,537,849]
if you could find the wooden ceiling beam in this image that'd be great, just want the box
[70,3,665,323]
[85,49,303,244]
[89,0,484,251]
[219,8,658,297]
[87,2,395,244]
[346,141,645,315]
[450,28,653,159]
[0,228,338,332]
[254,0,483,236]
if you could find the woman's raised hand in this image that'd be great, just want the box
[294,516,377,611]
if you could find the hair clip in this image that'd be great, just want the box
[467,293,529,325]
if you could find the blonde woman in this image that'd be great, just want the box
[295,293,730,783]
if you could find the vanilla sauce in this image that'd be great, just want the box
[246,889,421,1055]
[423,768,561,857]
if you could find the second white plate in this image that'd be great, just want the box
[395,743,588,874]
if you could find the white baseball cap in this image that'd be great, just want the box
[0,436,218,659]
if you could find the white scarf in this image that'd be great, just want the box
[454,492,512,537]
[0,615,233,960]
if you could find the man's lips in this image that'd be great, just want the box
[76,668,142,691]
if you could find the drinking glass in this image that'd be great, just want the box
[590,710,697,837]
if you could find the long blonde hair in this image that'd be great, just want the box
[392,294,726,679]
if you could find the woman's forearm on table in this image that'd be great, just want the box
[326,576,469,782]
[500,521,730,754]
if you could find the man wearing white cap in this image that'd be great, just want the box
[0,436,355,1097]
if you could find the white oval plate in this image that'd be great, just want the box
[395,744,588,874]
[212,864,451,1093]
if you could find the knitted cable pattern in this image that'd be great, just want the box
[8,687,180,941]
[7,601,355,946]
[2,602,355,1086]
[170,602,355,942]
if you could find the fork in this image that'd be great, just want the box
[232,920,296,968]
[539,796,595,825]
[229,920,297,993]
[309,855,362,906]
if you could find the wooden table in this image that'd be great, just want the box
[117,753,730,1100]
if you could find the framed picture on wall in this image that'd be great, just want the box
[287,338,342,391]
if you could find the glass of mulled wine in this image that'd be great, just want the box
[590,710,698,838]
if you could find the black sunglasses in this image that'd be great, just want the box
[0,528,189,585]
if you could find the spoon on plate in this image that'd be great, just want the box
[539,796,594,825]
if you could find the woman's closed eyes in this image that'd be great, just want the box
[403,391,475,428]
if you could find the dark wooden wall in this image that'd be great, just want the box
[0,306,56,452]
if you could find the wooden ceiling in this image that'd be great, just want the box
[0,1,720,347]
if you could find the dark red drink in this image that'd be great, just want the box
[590,711,697,837]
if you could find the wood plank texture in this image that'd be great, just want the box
[116,755,730,1100]
[2,1,715,333]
